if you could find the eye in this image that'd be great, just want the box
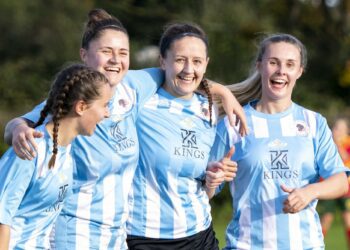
[120,51,129,57]
[175,58,185,63]
[193,59,203,65]
[268,59,277,65]
[101,49,112,54]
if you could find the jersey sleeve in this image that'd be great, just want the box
[209,117,233,194]
[123,68,164,107]
[315,115,350,178]
[22,101,47,123]
[0,148,36,225]
[209,117,232,162]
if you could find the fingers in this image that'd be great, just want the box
[205,169,224,189]
[224,146,235,159]
[12,129,42,160]
[227,113,236,128]
[280,184,293,193]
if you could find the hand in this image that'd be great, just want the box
[12,123,43,160]
[281,184,313,214]
[220,147,237,182]
[205,162,225,189]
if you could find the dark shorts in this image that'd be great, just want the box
[127,223,219,250]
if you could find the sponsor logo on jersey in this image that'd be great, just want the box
[263,139,299,180]
[45,184,69,212]
[110,121,136,152]
[174,129,205,159]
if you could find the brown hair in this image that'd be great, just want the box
[159,22,213,126]
[82,8,128,49]
[35,64,109,169]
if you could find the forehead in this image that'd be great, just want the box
[89,29,129,49]
[168,36,207,56]
[264,42,301,61]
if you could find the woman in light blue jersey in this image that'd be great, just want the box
[4,9,246,250]
[0,64,111,250]
[210,33,349,249]
[126,22,236,250]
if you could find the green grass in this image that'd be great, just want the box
[212,204,347,249]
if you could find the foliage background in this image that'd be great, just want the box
[0,0,349,248]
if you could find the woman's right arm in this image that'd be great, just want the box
[4,101,46,160]
[0,224,10,250]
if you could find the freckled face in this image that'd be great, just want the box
[258,42,303,103]
[160,36,209,99]
[80,29,130,87]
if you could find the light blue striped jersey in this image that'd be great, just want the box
[22,68,163,249]
[127,87,217,239]
[210,101,348,250]
[0,124,72,249]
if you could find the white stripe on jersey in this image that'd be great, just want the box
[100,174,116,248]
[145,173,161,238]
[289,213,302,250]
[281,114,296,137]
[262,181,278,249]
[307,206,320,247]
[75,186,93,249]
[144,94,159,110]
[252,115,269,138]
[304,109,317,138]
[169,100,183,114]
[169,172,188,238]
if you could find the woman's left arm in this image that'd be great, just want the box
[202,80,248,136]
[281,172,348,213]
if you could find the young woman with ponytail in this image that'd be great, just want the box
[0,64,111,250]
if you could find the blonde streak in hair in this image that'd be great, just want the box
[216,71,261,117]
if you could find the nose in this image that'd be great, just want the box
[109,52,119,64]
[276,63,287,75]
[183,61,194,73]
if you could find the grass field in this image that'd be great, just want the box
[212,205,347,249]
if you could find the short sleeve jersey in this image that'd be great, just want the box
[127,88,217,239]
[22,68,163,250]
[210,101,349,250]
[0,124,72,249]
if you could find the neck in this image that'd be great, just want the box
[46,117,79,147]
[255,99,292,114]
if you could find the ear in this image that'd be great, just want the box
[74,100,88,116]
[80,48,87,63]
[296,67,304,80]
[159,55,166,70]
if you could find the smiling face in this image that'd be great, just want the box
[257,42,303,104]
[80,29,130,87]
[78,82,112,136]
[160,36,209,99]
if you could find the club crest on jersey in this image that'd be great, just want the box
[295,120,309,136]
[174,129,205,159]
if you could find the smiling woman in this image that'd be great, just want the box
[209,33,350,250]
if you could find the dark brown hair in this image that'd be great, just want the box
[35,64,109,169]
[159,22,213,126]
[82,8,128,49]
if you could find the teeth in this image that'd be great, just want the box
[106,67,120,73]
[272,79,286,84]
